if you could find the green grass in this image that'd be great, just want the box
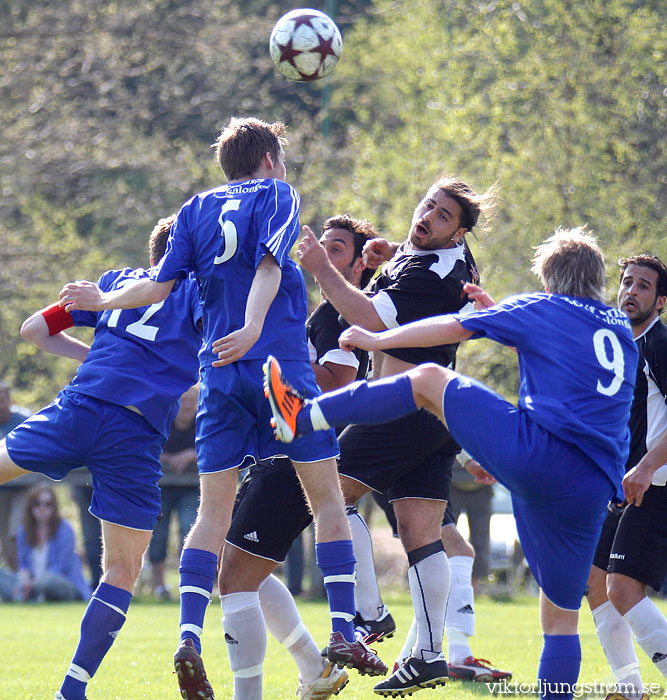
[2,592,666,699]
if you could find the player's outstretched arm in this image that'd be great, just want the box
[59,278,175,312]
[21,307,90,362]
[339,315,473,352]
[298,226,386,331]
[212,253,282,366]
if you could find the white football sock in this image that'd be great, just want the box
[220,591,265,700]
[347,506,384,621]
[445,555,475,664]
[258,574,324,684]
[623,596,667,679]
[592,601,643,698]
[408,547,450,662]
[309,400,331,431]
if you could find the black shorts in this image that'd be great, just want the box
[593,485,667,591]
[225,457,312,562]
[592,502,625,570]
[338,410,457,502]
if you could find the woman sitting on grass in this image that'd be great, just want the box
[0,484,91,602]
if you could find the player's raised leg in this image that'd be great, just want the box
[265,357,454,441]
[293,457,387,677]
[56,522,151,700]
[174,469,238,700]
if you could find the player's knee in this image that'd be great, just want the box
[397,517,442,550]
[606,579,622,610]
[409,363,453,407]
[102,556,143,591]
[312,503,350,542]
[218,552,268,595]
[185,507,229,547]
[605,574,640,613]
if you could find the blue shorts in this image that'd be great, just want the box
[197,360,339,473]
[443,375,613,610]
[5,391,163,531]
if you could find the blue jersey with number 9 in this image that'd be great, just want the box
[153,178,309,368]
[67,267,202,439]
[456,293,638,500]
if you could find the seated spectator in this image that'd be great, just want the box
[1,485,91,602]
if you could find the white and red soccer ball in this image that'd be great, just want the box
[269,8,343,82]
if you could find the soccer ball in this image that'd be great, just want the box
[269,9,342,82]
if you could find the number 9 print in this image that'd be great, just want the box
[593,328,625,397]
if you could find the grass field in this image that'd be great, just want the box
[3,591,666,699]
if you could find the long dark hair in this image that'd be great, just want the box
[22,484,62,547]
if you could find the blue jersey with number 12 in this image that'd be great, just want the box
[153,178,309,367]
[67,267,202,439]
[456,293,638,501]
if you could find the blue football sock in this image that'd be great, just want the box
[60,582,132,700]
[316,539,356,643]
[537,634,581,700]
[296,373,418,434]
[179,547,218,654]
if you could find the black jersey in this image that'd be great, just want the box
[626,317,667,477]
[306,299,369,380]
[367,241,477,367]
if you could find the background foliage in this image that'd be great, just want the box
[1,0,665,406]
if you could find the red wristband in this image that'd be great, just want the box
[41,302,74,335]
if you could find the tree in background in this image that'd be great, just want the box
[1,0,664,404]
[307,0,666,394]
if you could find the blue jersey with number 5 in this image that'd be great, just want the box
[457,293,638,499]
[67,267,202,438]
[153,178,309,367]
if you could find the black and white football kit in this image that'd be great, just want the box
[225,300,367,562]
[593,316,667,590]
[337,242,477,503]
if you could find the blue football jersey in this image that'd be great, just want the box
[67,267,202,438]
[153,178,309,366]
[456,293,638,498]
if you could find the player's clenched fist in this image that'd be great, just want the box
[339,325,381,352]
[59,280,106,312]
[362,238,397,270]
